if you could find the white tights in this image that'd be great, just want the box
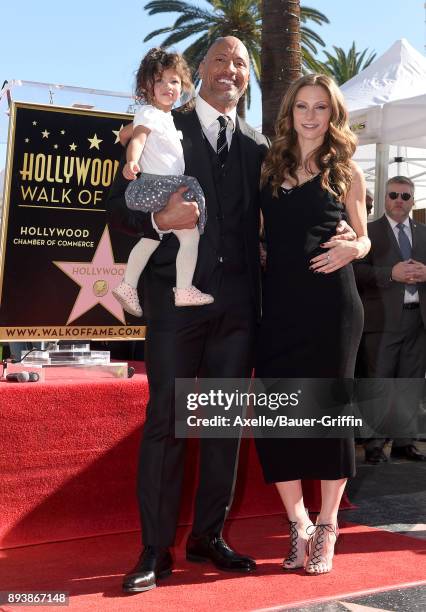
[124,227,200,290]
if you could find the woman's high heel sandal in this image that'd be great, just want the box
[305,523,338,575]
[283,520,311,570]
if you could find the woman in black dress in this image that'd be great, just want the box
[256,74,369,574]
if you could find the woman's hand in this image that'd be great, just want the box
[310,237,369,273]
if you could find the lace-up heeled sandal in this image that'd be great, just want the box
[282,520,311,570]
[305,523,339,575]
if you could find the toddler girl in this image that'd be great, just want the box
[112,48,213,317]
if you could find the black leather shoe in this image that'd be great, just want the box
[391,444,426,461]
[186,534,256,572]
[365,447,388,464]
[122,546,173,593]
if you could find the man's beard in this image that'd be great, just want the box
[217,87,242,104]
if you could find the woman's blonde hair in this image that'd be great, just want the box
[261,74,357,202]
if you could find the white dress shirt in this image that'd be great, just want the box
[386,214,419,303]
[195,95,237,152]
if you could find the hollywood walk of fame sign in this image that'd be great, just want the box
[0,102,145,341]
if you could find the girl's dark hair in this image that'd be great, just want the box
[135,47,194,105]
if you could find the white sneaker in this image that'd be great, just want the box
[173,286,214,307]
[112,281,143,317]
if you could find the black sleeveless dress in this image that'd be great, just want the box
[255,175,363,482]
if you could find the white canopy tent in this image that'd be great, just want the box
[341,38,426,215]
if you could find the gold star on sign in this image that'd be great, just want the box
[32,121,37,126]
[61,130,65,135]
[69,143,77,151]
[54,144,58,149]
[112,125,124,144]
[88,133,103,150]
[41,129,50,138]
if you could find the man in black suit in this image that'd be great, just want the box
[354,175,426,464]
[108,37,268,592]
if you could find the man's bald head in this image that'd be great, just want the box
[204,36,249,64]
[198,36,250,114]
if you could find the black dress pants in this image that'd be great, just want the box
[137,270,255,546]
[359,308,426,449]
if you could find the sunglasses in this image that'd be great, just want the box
[387,191,412,201]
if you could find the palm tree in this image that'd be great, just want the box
[143,0,328,118]
[319,42,376,85]
[261,0,302,137]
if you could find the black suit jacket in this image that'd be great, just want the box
[106,108,269,320]
[353,215,426,331]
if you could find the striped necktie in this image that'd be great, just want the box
[216,115,229,167]
[397,222,417,295]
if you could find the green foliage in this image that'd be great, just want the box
[318,41,377,85]
[143,1,329,108]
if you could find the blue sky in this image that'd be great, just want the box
[1,0,425,165]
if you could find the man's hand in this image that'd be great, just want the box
[119,122,133,146]
[409,259,426,282]
[123,161,140,181]
[259,242,267,269]
[326,220,357,243]
[392,260,426,283]
[154,185,199,231]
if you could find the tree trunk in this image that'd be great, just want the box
[261,0,302,138]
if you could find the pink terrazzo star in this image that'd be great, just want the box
[54,226,127,324]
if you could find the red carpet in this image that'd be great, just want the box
[1,515,425,612]
[0,365,375,611]
[0,368,349,550]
